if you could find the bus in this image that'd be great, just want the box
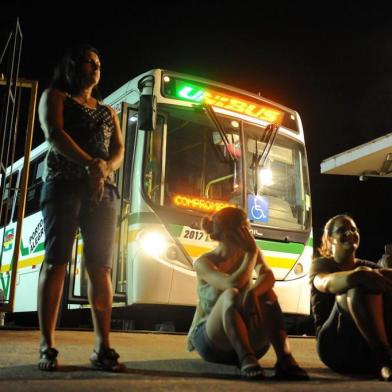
[0,69,312,329]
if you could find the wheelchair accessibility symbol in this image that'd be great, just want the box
[247,195,269,223]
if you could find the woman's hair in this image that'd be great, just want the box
[201,207,247,241]
[317,214,353,257]
[50,44,101,98]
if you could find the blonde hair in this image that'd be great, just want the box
[201,207,247,241]
[318,214,353,257]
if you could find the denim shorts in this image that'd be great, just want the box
[40,180,118,268]
[193,321,270,366]
[317,301,377,374]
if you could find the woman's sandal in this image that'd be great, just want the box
[274,354,309,380]
[380,365,392,382]
[239,353,265,380]
[240,363,265,380]
[373,344,392,381]
[89,347,124,372]
[38,347,59,371]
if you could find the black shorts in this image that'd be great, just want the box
[192,321,270,366]
[317,302,377,374]
[40,180,118,268]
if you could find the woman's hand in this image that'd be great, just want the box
[88,176,105,205]
[238,226,257,253]
[88,158,112,180]
[226,226,257,253]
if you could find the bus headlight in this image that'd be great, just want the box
[135,228,194,269]
[138,231,168,257]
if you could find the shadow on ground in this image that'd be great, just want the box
[0,358,376,384]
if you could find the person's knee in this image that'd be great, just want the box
[221,288,239,310]
[86,265,111,281]
[90,296,111,311]
[40,261,67,276]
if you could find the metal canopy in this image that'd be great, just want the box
[320,132,392,178]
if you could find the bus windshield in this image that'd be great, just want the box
[143,104,310,231]
[244,123,311,231]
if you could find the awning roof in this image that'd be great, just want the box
[320,132,392,178]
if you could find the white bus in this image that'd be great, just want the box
[0,69,312,329]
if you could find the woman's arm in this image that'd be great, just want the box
[107,106,125,171]
[38,88,93,166]
[314,267,392,294]
[195,250,258,291]
[250,252,275,296]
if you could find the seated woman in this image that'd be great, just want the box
[187,207,308,381]
[311,214,392,381]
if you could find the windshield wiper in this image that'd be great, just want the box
[251,123,279,194]
[204,105,237,161]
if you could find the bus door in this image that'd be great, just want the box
[67,103,138,305]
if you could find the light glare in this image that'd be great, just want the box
[140,232,167,256]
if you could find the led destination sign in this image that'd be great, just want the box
[163,77,284,124]
[173,194,235,213]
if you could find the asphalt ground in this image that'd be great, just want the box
[0,329,391,391]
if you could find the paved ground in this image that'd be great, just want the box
[0,328,390,391]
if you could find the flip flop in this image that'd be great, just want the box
[90,347,124,372]
[38,347,59,371]
[240,363,265,380]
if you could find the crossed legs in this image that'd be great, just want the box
[337,287,392,380]
[205,287,306,379]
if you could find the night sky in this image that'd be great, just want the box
[2,1,392,261]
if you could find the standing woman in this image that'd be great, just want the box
[37,45,125,371]
[311,214,392,381]
[187,207,308,380]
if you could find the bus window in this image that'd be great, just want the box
[163,108,241,206]
[22,155,45,218]
[244,122,310,231]
[1,174,18,227]
[143,116,164,204]
[122,112,138,201]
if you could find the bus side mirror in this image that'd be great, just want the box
[137,75,156,132]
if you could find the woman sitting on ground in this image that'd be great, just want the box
[187,207,308,381]
[311,214,392,381]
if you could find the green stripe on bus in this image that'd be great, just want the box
[20,239,29,256]
[255,239,304,254]
[167,223,305,255]
[167,224,183,237]
[0,274,10,300]
[306,237,313,247]
[126,218,308,255]
[128,212,160,225]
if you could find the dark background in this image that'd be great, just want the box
[1,1,392,261]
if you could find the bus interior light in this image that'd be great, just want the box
[259,168,273,186]
[231,120,240,128]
